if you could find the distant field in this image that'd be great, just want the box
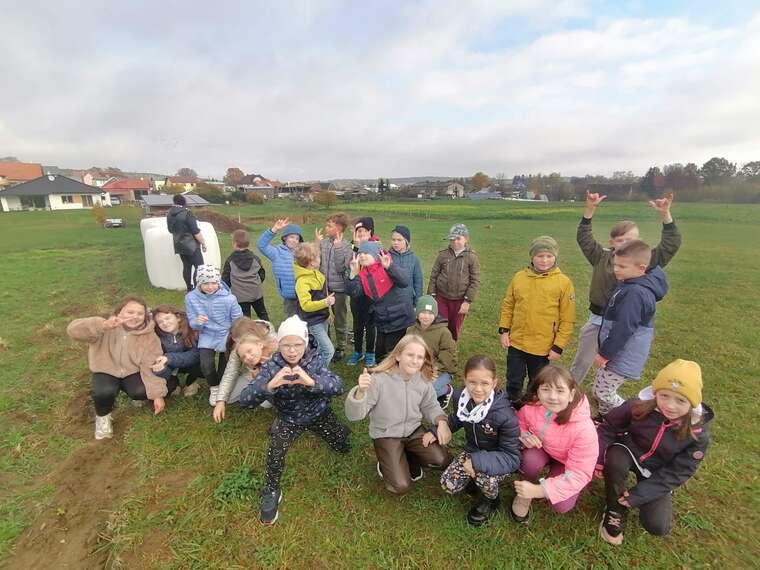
[0,200,758,569]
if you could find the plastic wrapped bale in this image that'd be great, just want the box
[140,217,221,290]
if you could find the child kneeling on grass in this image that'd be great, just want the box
[345,334,452,495]
[151,304,201,397]
[239,315,351,525]
[597,359,712,545]
[511,364,598,523]
[424,355,520,527]
[67,295,167,440]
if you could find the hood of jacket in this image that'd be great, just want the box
[622,266,668,301]
[293,263,325,284]
[229,249,255,272]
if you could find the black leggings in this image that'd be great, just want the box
[239,298,270,321]
[506,346,549,401]
[374,328,407,363]
[199,349,228,387]
[350,296,375,354]
[603,445,674,536]
[179,248,204,291]
[91,372,147,416]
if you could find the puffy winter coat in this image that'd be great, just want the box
[516,396,598,505]
[184,282,243,351]
[346,261,415,333]
[427,246,481,302]
[155,329,199,379]
[499,266,576,356]
[256,228,297,300]
[389,248,423,304]
[222,249,265,302]
[166,206,200,255]
[319,238,352,293]
[294,264,330,326]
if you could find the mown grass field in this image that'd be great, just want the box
[1,199,758,569]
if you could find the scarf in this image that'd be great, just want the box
[456,388,494,424]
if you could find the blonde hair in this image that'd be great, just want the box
[294,242,320,267]
[371,334,437,381]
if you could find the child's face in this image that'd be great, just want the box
[655,389,691,420]
[279,335,306,365]
[357,252,376,266]
[155,311,180,334]
[449,235,467,250]
[118,302,146,329]
[237,341,264,368]
[532,252,556,272]
[610,228,640,249]
[325,220,342,238]
[391,232,407,253]
[613,256,646,281]
[284,234,301,250]
[200,282,220,294]
[537,379,575,414]
[464,368,497,404]
[354,227,371,242]
[396,342,426,376]
[309,254,321,269]
[417,311,435,328]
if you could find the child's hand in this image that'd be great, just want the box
[196,315,209,325]
[618,496,632,508]
[379,252,391,269]
[462,458,476,478]
[593,354,609,369]
[514,480,545,499]
[153,397,165,415]
[594,467,604,480]
[290,365,315,387]
[324,293,336,307]
[334,230,344,245]
[519,432,543,449]
[151,355,168,372]
[548,349,561,361]
[315,227,324,241]
[458,301,470,315]
[268,367,295,390]
[436,421,452,445]
[213,401,226,423]
[421,431,437,447]
[585,191,607,209]
[103,316,123,330]
[500,332,510,349]
[349,254,360,275]
[354,368,372,399]
[648,192,674,223]
[272,218,290,233]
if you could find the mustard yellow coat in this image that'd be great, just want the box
[499,266,576,356]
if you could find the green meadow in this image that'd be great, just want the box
[0,200,758,569]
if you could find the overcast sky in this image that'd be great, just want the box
[2,0,759,180]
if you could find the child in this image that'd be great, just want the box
[346,240,415,363]
[571,191,681,383]
[498,236,576,401]
[424,355,520,526]
[511,364,598,523]
[347,217,377,365]
[239,316,351,525]
[345,334,451,495]
[427,223,481,341]
[406,295,456,408]
[317,213,352,362]
[151,304,201,397]
[293,242,336,364]
[66,296,167,440]
[597,359,712,545]
[184,264,244,406]
[222,229,269,321]
[389,225,423,305]
[592,240,668,416]
[256,218,304,318]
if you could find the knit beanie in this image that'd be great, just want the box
[276,315,309,343]
[529,235,559,259]
[415,295,438,317]
[392,225,411,244]
[446,223,469,240]
[280,223,303,242]
[195,264,221,285]
[652,359,703,407]
[357,240,381,259]
[354,217,375,235]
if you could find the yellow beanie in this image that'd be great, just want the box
[651,359,703,407]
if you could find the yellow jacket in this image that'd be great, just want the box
[499,266,576,356]
[293,263,330,312]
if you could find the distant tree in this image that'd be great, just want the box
[612,170,635,181]
[194,182,225,203]
[176,167,198,178]
[640,166,663,197]
[700,157,736,185]
[314,190,337,207]
[663,163,700,192]
[164,183,186,194]
[245,192,265,205]
[472,171,490,190]
[740,161,760,178]
[224,167,245,185]
[0,156,20,162]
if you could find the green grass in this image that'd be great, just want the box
[0,201,758,568]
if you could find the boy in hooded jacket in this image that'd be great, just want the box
[256,218,304,318]
[222,229,269,320]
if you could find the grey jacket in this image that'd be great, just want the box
[345,369,446,439]
[319,238,352,293]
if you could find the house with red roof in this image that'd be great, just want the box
[0,162,44,189]
[102,178,151,203]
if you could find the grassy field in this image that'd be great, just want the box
[0,199,758,569]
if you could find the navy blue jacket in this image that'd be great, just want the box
[598,267,668,379]
[238,342,343,425]
[346,261,416,333]
[155,329,199,379]
[389,249,423,305]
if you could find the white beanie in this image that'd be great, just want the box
[277,315,308,343]
[195,264,221,285]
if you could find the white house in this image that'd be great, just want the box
[0,174,106,212]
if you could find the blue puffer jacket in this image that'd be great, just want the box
[446,389,521,477]
[598,267,668,379]
[155,329,200,379]
[389,248,423,304]
[238,342,344,425]
[256,228,297,300]
[184,283,243,351]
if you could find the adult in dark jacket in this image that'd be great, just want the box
[166,194,207,291]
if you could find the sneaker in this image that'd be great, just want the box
[600,509,626,545]
[208,386,220,407]
[95,414,113,440]
[260,400,273,409]
[364,352,376,367]
[346,352,364,365]
[409,464,424,482]
[467,494,501,527]
[437,384,454,410]
[183,382,199,397]
[331,349,345,363]
[131,399,145,408]
[510,495,533,524]
[259,489,283,525]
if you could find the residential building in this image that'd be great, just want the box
[0,162,44,189]
[0,174,105,212]
[102,178,151,203]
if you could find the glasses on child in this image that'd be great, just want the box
[280,343,305,352]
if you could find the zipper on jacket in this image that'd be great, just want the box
[471,421,479,448]
[639,421,671,462]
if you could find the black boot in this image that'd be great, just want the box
[467,493,500,527]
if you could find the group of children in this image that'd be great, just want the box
[67,195,712,546]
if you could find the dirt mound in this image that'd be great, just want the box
[194,209,248,232]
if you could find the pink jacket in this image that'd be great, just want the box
[516,396,599,504]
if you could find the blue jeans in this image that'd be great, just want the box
[309,321,335,365]
[432,372,452,398]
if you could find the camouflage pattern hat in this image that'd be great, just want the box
[445,223,469,240]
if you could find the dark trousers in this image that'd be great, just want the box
[264,409,351,493]
[199,348,228,387]
[179,248,204,291]
[506,346,549,401]
[350,296,375,354]
[91,372,147,416]
[374,328,408,363]
[603,445,673,536]
[239,298,270,321]
[374,426,451,495]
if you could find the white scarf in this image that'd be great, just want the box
[456,388,494,424]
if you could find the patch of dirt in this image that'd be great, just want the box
[194,209,248,232]
[58,389,94,439]
[58,303,88,318]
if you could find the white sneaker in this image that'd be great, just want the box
[260,400,273,409]
[183,383,199,397]
[95,414,113,440]
[208,386,220,406]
